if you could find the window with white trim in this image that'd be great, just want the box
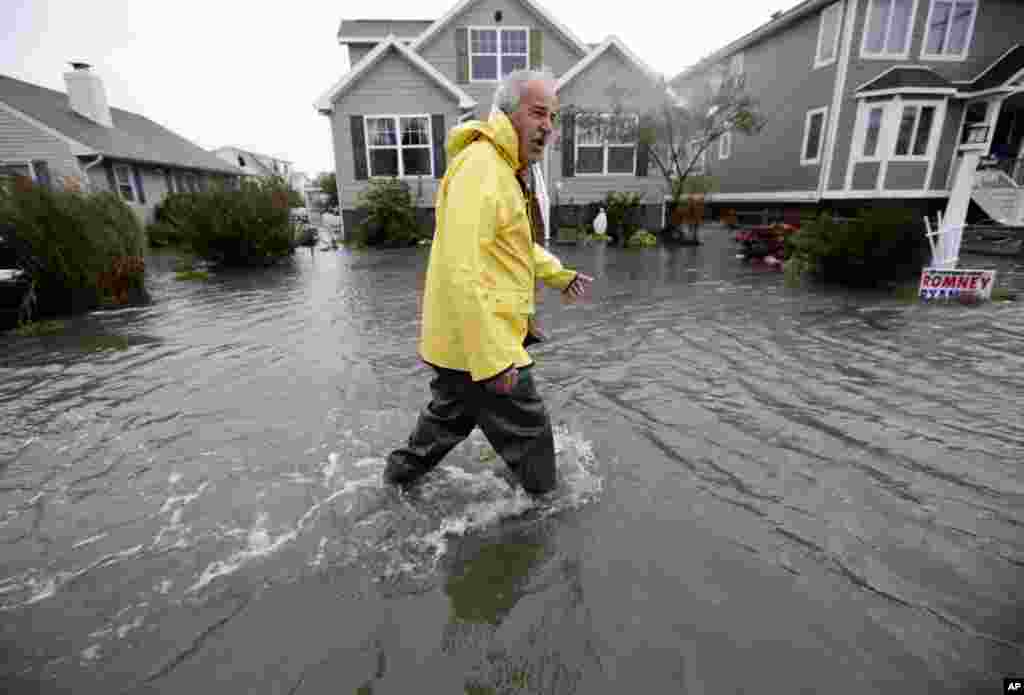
[470,28,528,81]
[114,164,137,202]
[923,0,977,58]
[719,131,732,160]
[815,2,843,67]
[862,105,886,157]
[801,107,828,165]
[861,0,915,57]
[365,115,433,178]
[574,113,638,175]
[892,103,937,157]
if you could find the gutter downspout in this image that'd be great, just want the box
[81,154,104,192]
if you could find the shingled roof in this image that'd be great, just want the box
[0,73,242,175]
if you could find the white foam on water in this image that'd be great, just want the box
[72,532,108,550]
[116,614,145,639]
[155,579,173,594]
[168,472,182,486]
[80,645,101,662]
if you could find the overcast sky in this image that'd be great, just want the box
[2,0,783,177]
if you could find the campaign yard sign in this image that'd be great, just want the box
[919,268,997,301]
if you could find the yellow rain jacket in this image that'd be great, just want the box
[419,111,578,382]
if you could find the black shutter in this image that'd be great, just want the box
[132,164,146,204]
[165,169,174,194]
[456,28,469,84]
[431,114,446,179]
[104,160,117,193]
[31,160,51,189]
[529,29,543,69]
[561,112,575,178]
[351,115,368,181]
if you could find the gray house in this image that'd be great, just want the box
[315,0,671,236]
[0,64,243,225]
[670,0,1024,226]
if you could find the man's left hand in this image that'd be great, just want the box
[563,273,593,302]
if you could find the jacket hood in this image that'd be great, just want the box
[446,110,521,172]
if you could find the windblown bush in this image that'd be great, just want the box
[0,179,147,324]
[351,178,425,248]
[785,207,927,286]
[159,180,295,266]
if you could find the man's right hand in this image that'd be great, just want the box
[485,366,519,395]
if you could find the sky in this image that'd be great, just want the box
[2,0,785,178]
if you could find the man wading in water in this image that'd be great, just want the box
[385,68,593,495]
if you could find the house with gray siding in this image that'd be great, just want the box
[670,0,1024,226]
[315,0,670,236]
[0,64,243,226]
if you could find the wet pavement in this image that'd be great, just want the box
[1,226,1022,694]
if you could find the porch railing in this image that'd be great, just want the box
[990,156,1024,187]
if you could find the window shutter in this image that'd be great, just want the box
[351,115,368,181]
[31,160,51,189]
[104,160,117,193]
[165,169,174,194]
[132,164,146,204]
[431,114,446,179]
[561,113,575,177]
[529,29,543,69]
[456,28,469,84]
[636,116,651,177]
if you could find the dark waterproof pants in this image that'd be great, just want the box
[385,365,557,494]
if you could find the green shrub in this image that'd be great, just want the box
[785,208,926,286]
[626,229,658,248]
[0,181,147,322]
[603,191,645,240]
[351,178,424,248]
[160,181,295,266]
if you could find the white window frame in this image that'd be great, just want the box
[800,107,828,166]
[573,113,639,177]
[857,103,889,162]
[814,1,844,68]
[921,0,978,61]
[729,52,744,77]
[860,0,919,59]
[890,100,941,161]
[114,163,137,202]
[363,114,435,179]
[468,26,529,83]
[719,131,732,160]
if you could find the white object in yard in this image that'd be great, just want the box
[923,211,962,270]
[593,208,607,236]
[0,269,24,281]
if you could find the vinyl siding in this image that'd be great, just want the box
[830,0,1024,191]
[884,160,928,189]
[329,49,462,209]
[0,104,84,188]
[551,48,667,208]
[347,45,375,67]
[415,0,584,110]
[688,6,839,196]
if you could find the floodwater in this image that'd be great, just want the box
[1,227,1022,694]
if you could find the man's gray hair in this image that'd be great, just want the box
[492,67,556,115]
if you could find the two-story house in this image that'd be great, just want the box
[211,146,295,182]
[670,0,1024,228]
[314,0,672,237]
[0,64,244,226]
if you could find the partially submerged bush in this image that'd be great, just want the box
[785,208,926,286]
[626,229,658,248]
[158,180,295,266]
[0,181,147,323]
[351,178,426,248]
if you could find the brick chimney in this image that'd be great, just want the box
[63,62,113,127]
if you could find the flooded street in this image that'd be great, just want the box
[1,226,1022,694]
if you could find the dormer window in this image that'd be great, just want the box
[470,27,528,81]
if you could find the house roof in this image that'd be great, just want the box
[315,35,477,113]
[555,35,663,93]
[409,0,589,58]
[0,73,243,175]
[337,19,434,43]
[854,66,954,93]
[214,147,277,176]
[670,0,834,84]
[957,44,1024,92]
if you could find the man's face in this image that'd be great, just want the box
[508,79,558,166]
